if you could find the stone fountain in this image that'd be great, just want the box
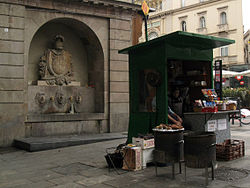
[28,35,95,115]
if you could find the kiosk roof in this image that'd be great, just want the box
[119,31,235,54]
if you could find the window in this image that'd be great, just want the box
[220,12,227,25]
[181,21,187,31]
[200,17,206,28]
[221,46,228,56]
[159,2,162,10]
[181,0,185,7]
[148,32,158,40]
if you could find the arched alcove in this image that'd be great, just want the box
[28,18,104,113]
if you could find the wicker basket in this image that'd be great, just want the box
[193,106,202,112]
[227,103,237,110]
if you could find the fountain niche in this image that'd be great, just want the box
[27,18,104,124]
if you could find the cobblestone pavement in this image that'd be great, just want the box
[1,119,250,188]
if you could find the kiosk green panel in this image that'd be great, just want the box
[119,31,234,143]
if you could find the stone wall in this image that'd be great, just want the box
[109,18,131,132]
[0,0,142,146]
[0,3,26,146]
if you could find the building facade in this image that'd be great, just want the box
[143,0,244,68]
[0,0,142,146]
[132,0,163,11]
[244,30,250,64]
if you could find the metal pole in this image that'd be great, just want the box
[239,97,242,127]
[144,15,148,42]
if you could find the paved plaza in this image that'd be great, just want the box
[1,119,250,188]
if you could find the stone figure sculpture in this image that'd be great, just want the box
[39,35,73,85]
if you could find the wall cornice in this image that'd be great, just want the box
[0,0,141,10]
[149,0,232,20]
[0,0,142,20]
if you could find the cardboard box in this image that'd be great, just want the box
[122,147,142,171]
[142,147,154,168]
[132,137,155,149]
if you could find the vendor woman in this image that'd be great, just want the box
[168,87,189,116]
[168,106,183,126]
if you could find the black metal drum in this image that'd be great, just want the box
[154,130,184,163]
[184,132,216,168]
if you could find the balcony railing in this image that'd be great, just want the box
[217,24,229,32]
[197,27,207,34]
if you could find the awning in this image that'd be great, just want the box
[119,31,235,54]
[236,70,250,77]
[213,70,239,78]
[213,70,250,78]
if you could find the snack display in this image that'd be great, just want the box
[192,89,238,112]
[153,123,184,132]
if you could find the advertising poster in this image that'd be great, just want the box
[217,119,227,130]
[207,120,217,132]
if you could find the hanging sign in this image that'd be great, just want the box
[240,81,245,85]
[235,76,243,81]
[142,0,149,41]
[214,60,222,99]
[141,1,149,16]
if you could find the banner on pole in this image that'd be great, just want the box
[141,1,149,16]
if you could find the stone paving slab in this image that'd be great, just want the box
[231,175,250,188]
[53,183,86,188]
[14,132,127,152]
[77,175,114,186]
[6,181,54,188]
[0,179,33,188]
[86,183,114,188]
[28,171,64,183]
[47,175,84,186]
[0,170,62,184]
[51,162,93,176]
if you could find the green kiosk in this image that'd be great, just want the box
[119,31,234,143]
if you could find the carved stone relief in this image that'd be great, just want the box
[55,92,66,108]
[75,94,82,104]
[35,92,46,107]
[39,35,73,85]
[31,87,94,114]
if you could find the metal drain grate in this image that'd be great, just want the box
[212,167,249,182]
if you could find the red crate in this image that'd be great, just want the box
[216,139,245,161]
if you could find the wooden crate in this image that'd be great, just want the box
[122,147,142,171]
[216,139,245,161]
